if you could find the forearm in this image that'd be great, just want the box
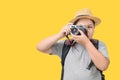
[37,34,62,53]
[85,40,110,71]
[37,23,71,53]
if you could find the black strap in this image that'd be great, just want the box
[61,40,74,66]
[61,40,71,80]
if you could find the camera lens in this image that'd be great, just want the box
[72,28,77,33]
[71,28,80,35]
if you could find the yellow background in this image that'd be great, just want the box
[0,0,119,80]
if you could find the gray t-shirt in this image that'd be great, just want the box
[51,40,109,80]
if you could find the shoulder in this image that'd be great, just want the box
[92,39,106,47]
[52,40,65,48]
[55,40,65,44]
[91,39,107,49]
[98,40,107,47]
[97,40,109,58]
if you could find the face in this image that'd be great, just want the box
[75,18,95,39]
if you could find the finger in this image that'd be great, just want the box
[78,29,84,35]
[67,22,73,25]
[70,33,75,39]
[63,29,68,35]
[67,24,72,31]
[66,23,73,28]
[64,24,71,32]
[71,33,79,39]
[70,32,76,37]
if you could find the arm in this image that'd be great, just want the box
[37,23,71,54]
[71,30,110,71]
[85,40,110,71]
[37,34,62,53]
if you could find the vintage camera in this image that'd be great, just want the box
[70,25,88,36]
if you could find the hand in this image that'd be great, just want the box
[57,23,72,38]
[71,29,90,46]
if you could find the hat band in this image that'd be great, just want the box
[76,15,89,18]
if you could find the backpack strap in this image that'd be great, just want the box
[61,40,72,66]
[61,40,72,80]
[87,39,105,80]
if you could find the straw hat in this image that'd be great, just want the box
[70,8,101,26]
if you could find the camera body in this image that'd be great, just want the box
[70,25,88,36]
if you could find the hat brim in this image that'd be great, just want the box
[69,16,101,26]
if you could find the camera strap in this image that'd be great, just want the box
[65,35,76,46]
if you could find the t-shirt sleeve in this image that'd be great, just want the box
[51,40,64,58]
[98,41,109,58]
